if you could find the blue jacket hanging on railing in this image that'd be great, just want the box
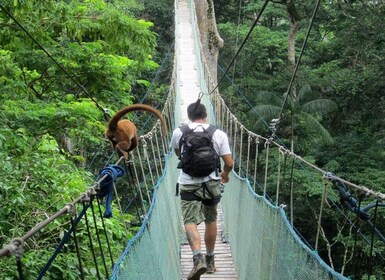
[98,165,125,218]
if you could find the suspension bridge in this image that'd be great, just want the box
[1,0,385,279]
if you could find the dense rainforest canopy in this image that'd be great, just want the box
[0,0,384,279]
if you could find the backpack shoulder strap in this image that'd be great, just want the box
[205,125,217,138]
[178,125,191,155]
[179,124,191,134]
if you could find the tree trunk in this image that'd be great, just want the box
[194,0,224,84]
[287,0,299,141]
[287,17,299,70]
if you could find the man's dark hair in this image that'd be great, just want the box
[187,102,207,121]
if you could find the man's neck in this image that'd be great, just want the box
[192,119,206,124]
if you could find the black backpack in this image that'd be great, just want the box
[177,124,221,177]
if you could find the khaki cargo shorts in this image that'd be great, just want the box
[179,180,222,225]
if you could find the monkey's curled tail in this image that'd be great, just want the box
[108,104,167,136]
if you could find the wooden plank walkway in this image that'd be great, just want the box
[180,205,238,280]
[175,0,238,278]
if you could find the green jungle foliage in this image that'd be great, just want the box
[215,0,385,278]
[0,0,172,278]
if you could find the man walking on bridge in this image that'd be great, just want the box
[170,101,234,280]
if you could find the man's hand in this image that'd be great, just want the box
[220,172,230,184]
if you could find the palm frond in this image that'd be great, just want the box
[296,85,321,105]
[300,112,334,144]
[254,91,283,106]
[301,99,337,114]
[249,104,281,130]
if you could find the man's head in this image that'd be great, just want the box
[187,102,207,121]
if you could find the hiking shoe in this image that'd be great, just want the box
[187,253,207,280]
[206,254,216,274]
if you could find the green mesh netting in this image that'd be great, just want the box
[221,174,347,280]
[110,154,182,280]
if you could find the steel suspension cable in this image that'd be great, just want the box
[70,215,85,280]
[37,205,88,279]
[96,197,114,266]
[16,255,23,280]
[83,200,102,280]
[367,200,380,280]
[231,0,244,82]
[353,195,363,279]
[90,199,109,278]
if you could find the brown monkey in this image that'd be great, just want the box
[106,104,167,159]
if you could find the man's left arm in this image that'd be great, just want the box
[170,128,182,157]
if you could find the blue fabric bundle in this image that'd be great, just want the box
[98,165,125,218]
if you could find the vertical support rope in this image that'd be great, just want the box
[154,127,164,174]
[238,125,244,175]
[226,110,230,135]
[149,135,160,178]
[263,141,270,196]
[212,92,217,124]
[142,139,155,186]
[315,181,328,251]
[159,122,168,159]
[221,99,226,130]
[123,160,142,221]
[275,148,283,206]
[112,182,130,235]
[215,93,221,127]
[229,115,233,150]
[289,157,295,225]
[253,136,260,192]
[281,152,288,202]
[246,134,251,178]
[142,140,154,202]
[215,93,219,126]
[134,146,151,205]
[128,155,147,215]
[233,119,238,169]
[164,102,173,144]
